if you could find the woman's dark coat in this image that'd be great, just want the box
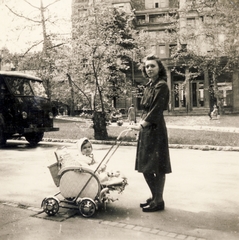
[135,79,172,174]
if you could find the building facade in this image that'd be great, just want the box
[72,0,239,115]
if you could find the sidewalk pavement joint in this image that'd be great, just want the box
[0,201,206,240]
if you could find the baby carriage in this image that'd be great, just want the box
[41,129,130,218]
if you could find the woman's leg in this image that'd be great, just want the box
[142,172,165,212]
[143,172,165,202]
[143,173,156,200]
[154,172,165,204]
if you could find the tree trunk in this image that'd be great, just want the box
[91,59,108,139]
[40,0,48,55]
[92,112,108,140]
[66,74,75,116]
[213,72,224,115]
[185,68,191,113]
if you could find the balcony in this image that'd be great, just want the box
[135,8,178,29]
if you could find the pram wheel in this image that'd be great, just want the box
[42,197,59,216]
[78,198,96,218]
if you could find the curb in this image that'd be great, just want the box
[42,138,239,152]
[0,201,42,213]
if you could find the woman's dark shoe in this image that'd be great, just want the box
[140,198,152,208]
[142,201,165,212]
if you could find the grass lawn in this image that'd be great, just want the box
[44,114,239,147]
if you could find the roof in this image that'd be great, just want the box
[0,71,42,81]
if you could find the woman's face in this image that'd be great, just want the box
[81,142,92,156]
[145,60,159,80]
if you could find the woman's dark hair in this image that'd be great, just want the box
[141,54,167,81]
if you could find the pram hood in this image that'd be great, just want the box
[76,137,93,152]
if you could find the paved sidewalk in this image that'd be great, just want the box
[0,204,180,240]
[1,142,238,240]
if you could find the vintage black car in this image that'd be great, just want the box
[0,71,59,146]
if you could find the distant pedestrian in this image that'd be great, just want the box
[128,104,135,125]
[208,85,217,120]
[208,105,214,120]
[208,101,218,120]
[211,104,219,119]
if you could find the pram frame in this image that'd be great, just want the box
[42,129,131,218]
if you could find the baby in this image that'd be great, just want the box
[76,138,108,182]
[76,138,126,185]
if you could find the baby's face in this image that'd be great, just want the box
[82,142,92,156]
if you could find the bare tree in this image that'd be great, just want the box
[5,0,68,97]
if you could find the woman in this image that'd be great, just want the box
[129,55,171,212]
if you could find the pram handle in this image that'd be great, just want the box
[76,128,132,198]
[116,129,132,140]
[95,128,132,171]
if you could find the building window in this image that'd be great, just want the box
[145,0,168,9]
[187,18,195,28]
[174,83,186,108]
[149,14,166,23]
[137,15,146,24]
[169,44,177,57]
[199,82,204,107]
[218,82,232,107]
[158,45,166,58]
[114,4,125,10]
[204,15,214,24]
[200,16,204,22]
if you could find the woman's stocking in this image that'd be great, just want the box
[143,173,156,200]
[154,172,165,203]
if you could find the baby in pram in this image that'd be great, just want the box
[75,137,124,184]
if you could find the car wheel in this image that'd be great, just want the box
[0,125,6,147]
[25,132,44,146]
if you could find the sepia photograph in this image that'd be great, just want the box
[0,1,239,240]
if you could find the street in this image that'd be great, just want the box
[0,140,238,240]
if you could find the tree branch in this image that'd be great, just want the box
[5,5,41,23]
[24,0,39,10]
[20,40,44,57]
[47,43,66,50]
[24,0,60,10]
[67,74,92,110]
[44,0,60,10]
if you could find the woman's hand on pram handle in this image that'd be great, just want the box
[127,124,141,131]
[127,121,150,131]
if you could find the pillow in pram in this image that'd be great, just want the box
[55,146,81,170]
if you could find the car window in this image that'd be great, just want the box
[5,77,34,96]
